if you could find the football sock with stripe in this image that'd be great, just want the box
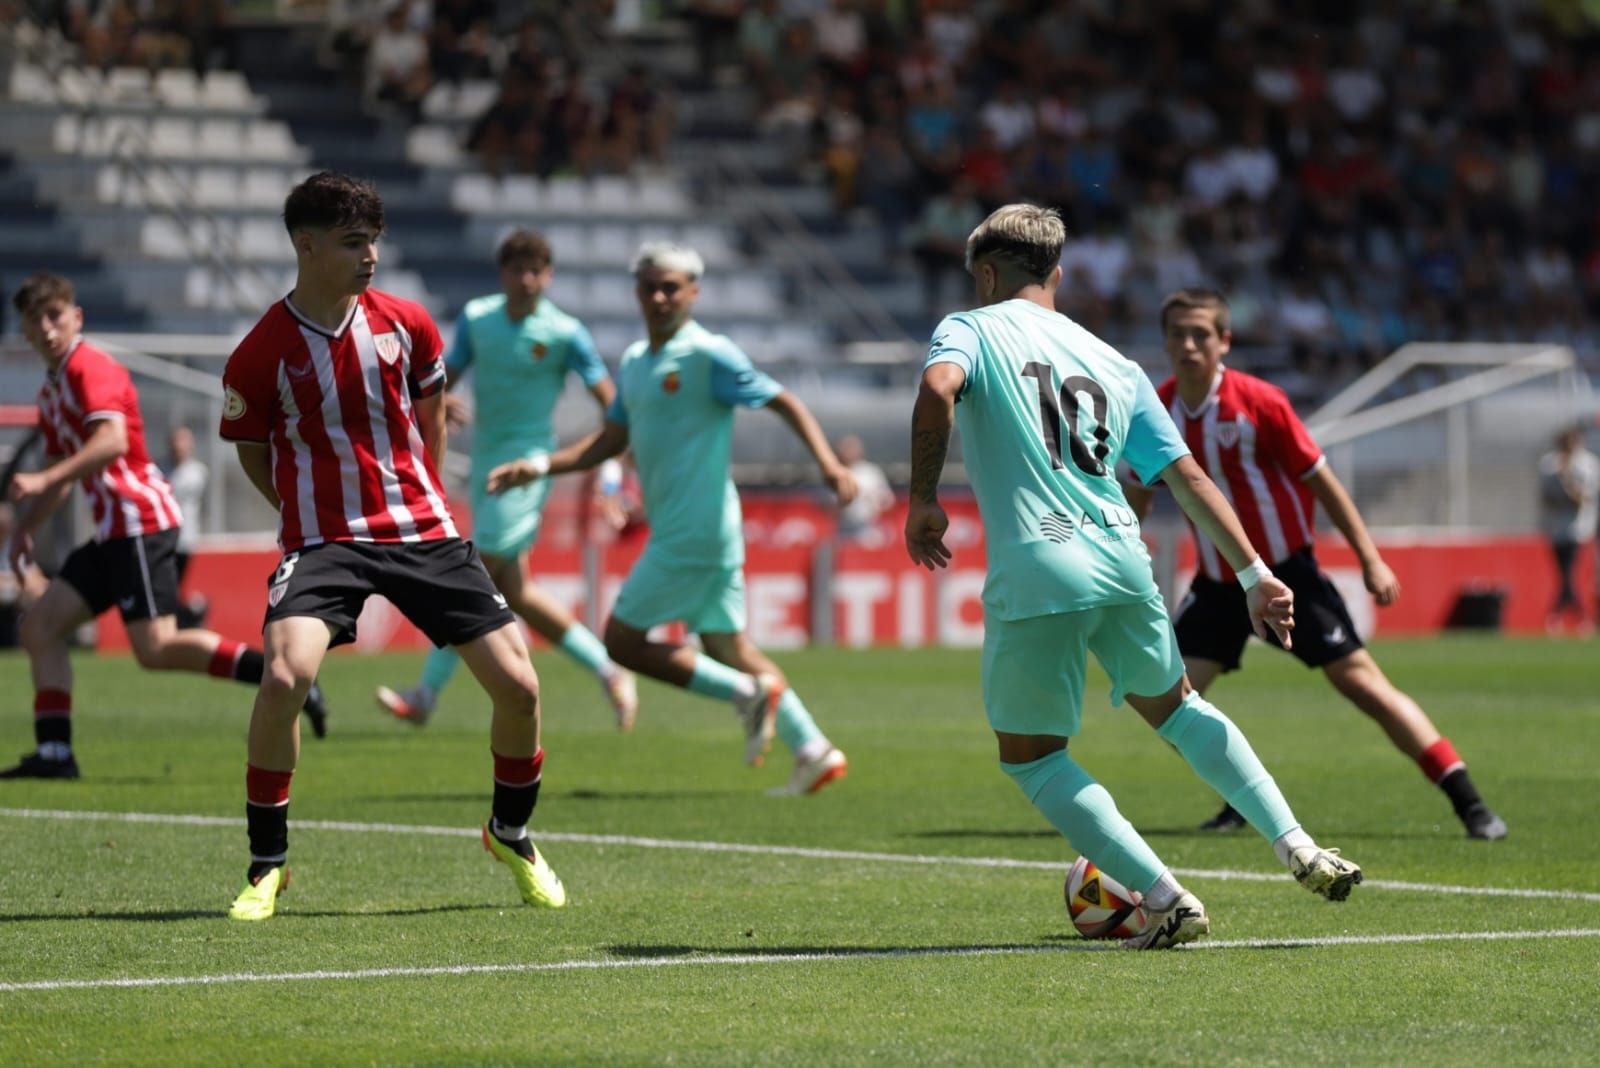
[1002,749,1168,898]
[206,640,264,684]
[687,654,757,701]
[774,689,827,754]
[1419,738,1485,816]
[33,689,72,758]
[1158,692,1300,842]
[244,764,292,877]
[420,646,462,696]
[491,749,544,846]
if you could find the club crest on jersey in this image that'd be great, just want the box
[532,341,548,361]
[662,372,681,394]
[267,582,287,607]
[223,386,246,420]
[374,333,402,365]
[1217,418,1243,449]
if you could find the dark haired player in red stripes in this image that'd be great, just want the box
[2,272,328,782]
[219,172,563,920]
[1128,288,1506,840]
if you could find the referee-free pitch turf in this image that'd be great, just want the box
[1,636,1596,1065]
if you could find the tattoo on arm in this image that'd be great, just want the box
[909,425,949,504]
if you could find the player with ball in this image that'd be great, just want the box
[906,204,1362,948]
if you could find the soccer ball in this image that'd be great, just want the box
[1064,856,1151,939]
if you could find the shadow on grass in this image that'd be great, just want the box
[378,788,736,804]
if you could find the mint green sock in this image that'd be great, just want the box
[687,654,750,701]
[420,645,461,695]
[558,623,610,677]
[774,689,825,753]
[1158,692,1299,842]
[1001,750,1167,896]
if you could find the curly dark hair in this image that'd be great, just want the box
[282,171,386,235]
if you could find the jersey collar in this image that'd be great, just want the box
[46,337,85,380]
[1176,367,1225,419]
[284,293,360,338]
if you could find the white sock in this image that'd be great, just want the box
[1143,870,1184,912]
[492,819,527,842]
[796,738,831,763]
[1272,827,1315,868]
[731,674,759,700]
[39,742,72,761]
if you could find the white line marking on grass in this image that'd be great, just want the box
[3,928,1599,994]
[4,807,1599,904]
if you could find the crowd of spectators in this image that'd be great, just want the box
[323,1,673,178]
[715,0,1600,384]
[44,0,230,76]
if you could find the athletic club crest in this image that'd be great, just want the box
[1217,418,1242,450]
[267,582,287,607]
[662,371,681,394]
[532,341,548,361]
[374,333,402,365]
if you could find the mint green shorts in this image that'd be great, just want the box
[469,476,550,559]
[611,551,746,634]
[981,595,1184,737]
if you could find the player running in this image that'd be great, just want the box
[487,242,855,796]
[905,205,1362,949]
[220,172,562,920]
[3,272,327,781]
[1127,288,1507,840]
[375,229,638,731]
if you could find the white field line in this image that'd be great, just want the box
[3,806,1599,904]
[3,928,1600,994]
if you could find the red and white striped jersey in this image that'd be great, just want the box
[36,340,182,542]
[1156,368,1325,581]
[219,289,457,551]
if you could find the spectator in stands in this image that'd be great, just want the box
[164,425,209,628]
[1539,426,1600,636]
[833,434,893,548]
[429,0,497,89]
[365,2,432,121]
[468,69,545,178]
[908,176,983,320]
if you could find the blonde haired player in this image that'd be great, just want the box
[906,204,1362,948]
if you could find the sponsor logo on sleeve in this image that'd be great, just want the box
[223,386,246,420]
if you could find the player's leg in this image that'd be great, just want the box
[1322,648,1506,839]
[700,629,846,793]
[987,609,1205,948]
[383,539,565,907]
[481,548,637,732]
[3,577,94,778]
[1549,538,1580,630]
[1113,598,1362,901]
[1171,576,1254,831]
[120,530,329,737]
[229,614,334,920]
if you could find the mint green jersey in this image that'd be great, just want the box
[447,294,608,476]
[925,299,1190,620]
[606,320,782,567]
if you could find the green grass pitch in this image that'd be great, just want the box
[1,636,1597,1065]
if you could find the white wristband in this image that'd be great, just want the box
[529,455,551,478]
[1236,557,1272,591]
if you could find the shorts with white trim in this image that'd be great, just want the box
[263,538,514,648]
[1174,548,1363,671]
[981,596,1185,737]
[58,528,182,622]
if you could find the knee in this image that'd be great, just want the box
[131,640,170,670]
[494,670,540,722]
[603,619,642,668]
[258,658,311,710]
[18,610,57,656]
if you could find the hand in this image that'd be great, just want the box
[826,463,859,506]
[8,470,47,501]
[486,459,541,495]
[904,500,951,570]
[1363,558,1400,606]
[443,394,471,430]
[8,530,33,580]
[1246,574,1294,649]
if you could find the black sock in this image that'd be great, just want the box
[1438,768,1485,817]
[245,802,289,865]
[492,779,542,835]
[35,716,71,750]
[235,649,265,684]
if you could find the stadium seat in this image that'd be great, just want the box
[542,178,588,216]
[451,173,497,213]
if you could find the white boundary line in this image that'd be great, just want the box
[3,806,1599,904]
[4,928,1599,994]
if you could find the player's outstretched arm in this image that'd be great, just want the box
[905,364,964,571]
[234,442,281,509]
[1157,454,1294,647]
[1305,464,1399,605]
[8,418,127,503]
[486,421,630,495]
[764,390,857,504]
